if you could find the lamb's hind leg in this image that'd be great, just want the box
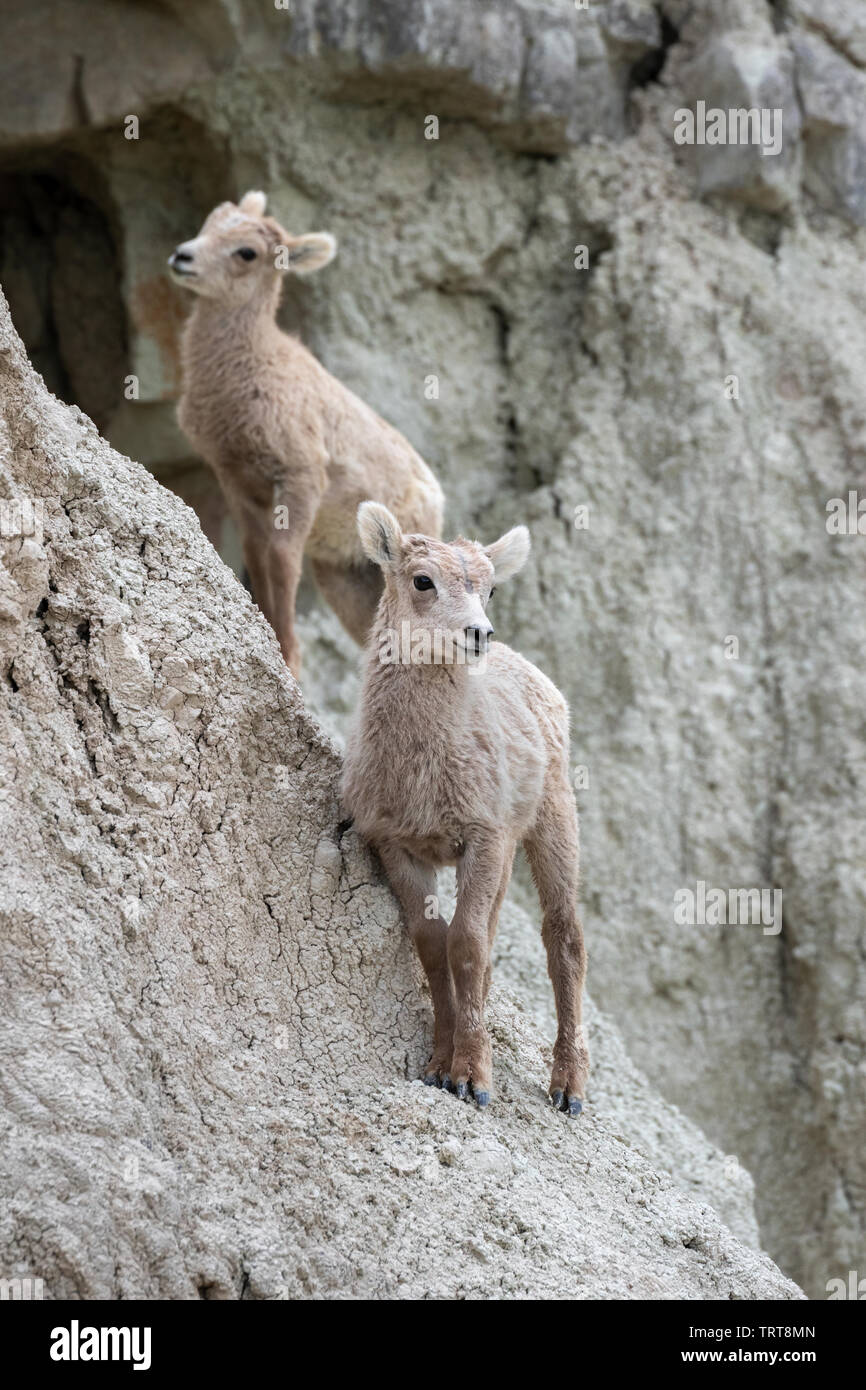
[448,833,508,1107]
[482,841,515,1007]
[268,489,320,678]
[231,482,315,678]
[240,521,275,631]
[377,843,455,1086]
[523,782,589,1116]
[310,557,383,647]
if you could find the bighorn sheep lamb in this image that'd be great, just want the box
[169,192,444,676]
[341,504,588,1113]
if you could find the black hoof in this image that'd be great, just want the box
[455,1081,468,1100]
[423,1072,440,1087]
[550,1089,565,1111]
[441,1074,453,1093]
[568,1097,583,1116]
[474,1090,490,1109]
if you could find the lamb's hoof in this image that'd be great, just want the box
[423,1072,441,1087]
[550,1088,583,1116]
[455,1081,468,1100]
[441,1074,453,1093]
[474,1090,490,1109]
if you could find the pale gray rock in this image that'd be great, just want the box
[0,0,863,1301]
[792,31,866,224]
[788,0,866,69]
[0,293,801,1300]
[678,33,802,209]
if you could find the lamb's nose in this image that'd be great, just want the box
[168,249,193,266]
[465,625,493,652]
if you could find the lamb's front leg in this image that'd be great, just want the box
[377,843,455,1087]
[267,486,319,679]
[448,833,507,1108]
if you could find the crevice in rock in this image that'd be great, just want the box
[580,335,600,369]
[87,679,120,737]
[71,53,91,128]
[488,302,528,492]
[0,161,128,432]
[735,206,787,259]
[770,1,788,36]
[628,12,679,91]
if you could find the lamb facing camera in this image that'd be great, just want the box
[342,503,588,1112]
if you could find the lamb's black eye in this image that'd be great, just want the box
[236,247,257,262]
[489,586,496,599]
[413,575,435,592]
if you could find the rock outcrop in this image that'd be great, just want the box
[0,293,801,1299]
[2,0,863,1297]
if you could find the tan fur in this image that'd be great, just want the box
[342,504,589,1112]
[169,192,444,675]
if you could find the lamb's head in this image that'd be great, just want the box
[358,502,530,665]
[168,191,336,305]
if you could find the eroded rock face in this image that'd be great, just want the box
[792,30,866,224]
[1,0,863,1298]
[679,33,801,208]
[0,295,800,1299]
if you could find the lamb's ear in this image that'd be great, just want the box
[485,525,530,581]
[281,232,337,275]
[358,503,403,571]
[238,190,267,217]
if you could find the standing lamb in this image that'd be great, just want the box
[168,192,443,676]
[341,504,589,1113]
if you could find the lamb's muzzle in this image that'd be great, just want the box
[167,248,196,279]
[465,623,493,655]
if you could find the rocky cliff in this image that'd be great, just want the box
[1,0,862,1296]
[0,292,802,1298]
